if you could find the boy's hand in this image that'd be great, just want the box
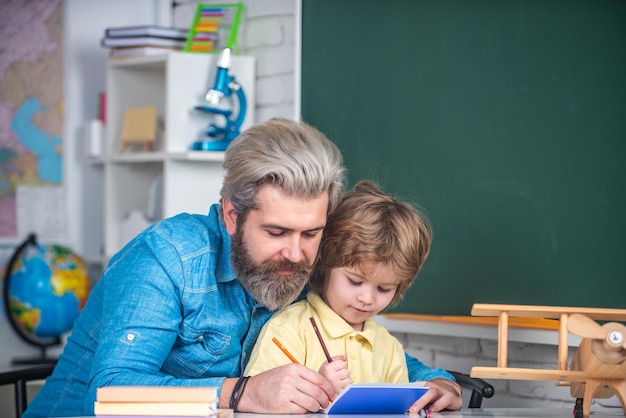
[318,354,352,399]
[407,378,463,414]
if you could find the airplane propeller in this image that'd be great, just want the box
[567,313,626,364]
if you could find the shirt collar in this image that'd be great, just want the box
[210,203,237,284]
[306,291,378,348]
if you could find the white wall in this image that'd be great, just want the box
[172,0,298,123]
[1,0,300,364]
[0,0,171,370]
[0,1,169,415]
[0,0,150,366]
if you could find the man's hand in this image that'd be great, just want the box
[407,378,463,414]
[318,354,352,399]
[234,364,336,413]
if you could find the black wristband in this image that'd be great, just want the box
[233,376,250,412]
[229,376,249,411]
[229,377,244,410]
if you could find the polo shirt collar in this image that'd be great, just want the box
[307,291,377,348]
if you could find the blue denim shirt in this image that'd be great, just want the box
[25,204,452,418]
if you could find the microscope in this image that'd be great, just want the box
[191,47,247,151]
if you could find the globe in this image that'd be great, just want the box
[1,233,90,364]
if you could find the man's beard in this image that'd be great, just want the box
[230,228,312,311]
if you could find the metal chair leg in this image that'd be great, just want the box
[16,379,28,418]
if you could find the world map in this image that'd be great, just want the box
[0,0,63,237]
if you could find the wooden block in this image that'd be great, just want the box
[470,366,587,382]
[471,303,626,321]
[120,106,157,152]
[382,313,560,330]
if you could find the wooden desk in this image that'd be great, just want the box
[62,409,625,418]
[236,410,624,418]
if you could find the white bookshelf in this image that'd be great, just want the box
[104,52,255,258]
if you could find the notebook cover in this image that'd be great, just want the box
[324,382,429,414]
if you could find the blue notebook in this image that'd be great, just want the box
[323,382,429,414]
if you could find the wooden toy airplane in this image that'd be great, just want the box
[469,303,626,417]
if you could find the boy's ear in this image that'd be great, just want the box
[222,198,238,235]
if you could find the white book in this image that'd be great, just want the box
[105,25,188,40]
[93,401,217,416]
[101,37,186,49]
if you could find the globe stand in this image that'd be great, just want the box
[11,344,60,366]
[3,234,62,366]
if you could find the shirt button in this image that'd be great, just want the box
[126,334,134,341]
[350,354,357,360]
[198,335,204,340]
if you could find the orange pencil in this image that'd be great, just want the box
[272,337,299,364]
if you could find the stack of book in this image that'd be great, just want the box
[94,386,220,417]
[101,25,189,58]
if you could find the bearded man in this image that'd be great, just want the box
[25,118,461,418]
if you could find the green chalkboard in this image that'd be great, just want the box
[301,0,626,315]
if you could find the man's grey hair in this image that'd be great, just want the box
[220,117,347,219]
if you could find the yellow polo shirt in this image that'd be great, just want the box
[244,292,408,383]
